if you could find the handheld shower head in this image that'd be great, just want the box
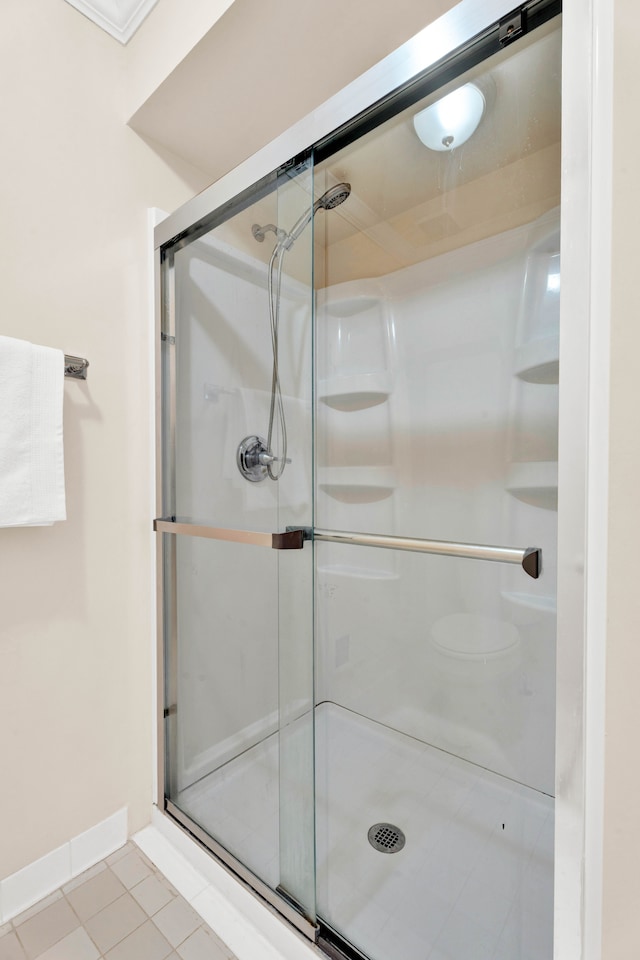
[280,182,351,250]
[248,182,352,484]
[315,182,352,211]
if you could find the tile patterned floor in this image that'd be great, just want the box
[0,844,238,960]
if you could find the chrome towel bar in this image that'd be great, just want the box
[312,529,541,579]
[154,520,541,578]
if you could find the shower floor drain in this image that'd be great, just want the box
[367,822,406,854]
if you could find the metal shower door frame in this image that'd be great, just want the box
[153,0,604,956]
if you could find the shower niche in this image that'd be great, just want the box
[317,283,398,581]
[317,293,393,411]
[156,4,561,960]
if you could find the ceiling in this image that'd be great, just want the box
[63,0,159,43]
[318,22,561,283]
[212,21,562,287]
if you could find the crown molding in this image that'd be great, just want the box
[63,0,160,44]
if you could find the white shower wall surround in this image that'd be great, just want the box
[173,209,558,801]
[175,232,312,531]
[317,207,558,797]
[173,232,312,792]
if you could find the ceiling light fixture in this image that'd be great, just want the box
[413,83,486,151]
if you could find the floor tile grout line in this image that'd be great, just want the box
[63,891,105,958]
[84,889,150,955]
[170,919,207,951]
[12,900,81,960]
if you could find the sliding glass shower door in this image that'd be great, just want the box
[312,17,559,959]
[158,156,317,933]
[157,4,560,959]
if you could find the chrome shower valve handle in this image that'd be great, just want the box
[237,435,290,483]
[258,449,291,467]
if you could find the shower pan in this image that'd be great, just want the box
[155,2,562,958]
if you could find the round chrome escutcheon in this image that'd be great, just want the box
[237,435,269,482]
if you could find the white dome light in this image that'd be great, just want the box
[413,83,486,151]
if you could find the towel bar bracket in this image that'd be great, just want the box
[64,355,89,380]
[272,529,307,550]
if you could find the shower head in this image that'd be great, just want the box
[280,182,351,250]
[315,182,352,211]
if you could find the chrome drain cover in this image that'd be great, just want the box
[367,823,406,854]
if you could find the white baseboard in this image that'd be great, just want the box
[0,807,128,923]
[133,809,317,960]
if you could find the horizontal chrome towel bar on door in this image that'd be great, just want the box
[154,520,541,576]
[312,529,541,579]
[153,519,306,550]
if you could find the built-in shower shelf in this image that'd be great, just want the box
[319,484,394,504]
[318,373,392,411]
[514,335,559,384]
[506,461,558,510]
[318,467,395,503]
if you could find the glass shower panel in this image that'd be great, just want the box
[170,194,281,531]
[316,547,554,960]
[314,18,560,960]
[166,535,280,883]
[161,157,316,926]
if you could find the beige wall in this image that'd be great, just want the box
[125,0,236,119]
[602,1,640,956]
[0,0,209,878]
[128,0,459,180]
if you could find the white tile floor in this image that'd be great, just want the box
[0,844,236,960]
[177,703,554,960]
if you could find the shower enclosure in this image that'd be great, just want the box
[155,3,561,958]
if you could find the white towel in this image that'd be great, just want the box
[0,336,66,527]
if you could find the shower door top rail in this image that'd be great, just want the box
[312,528,541,579]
